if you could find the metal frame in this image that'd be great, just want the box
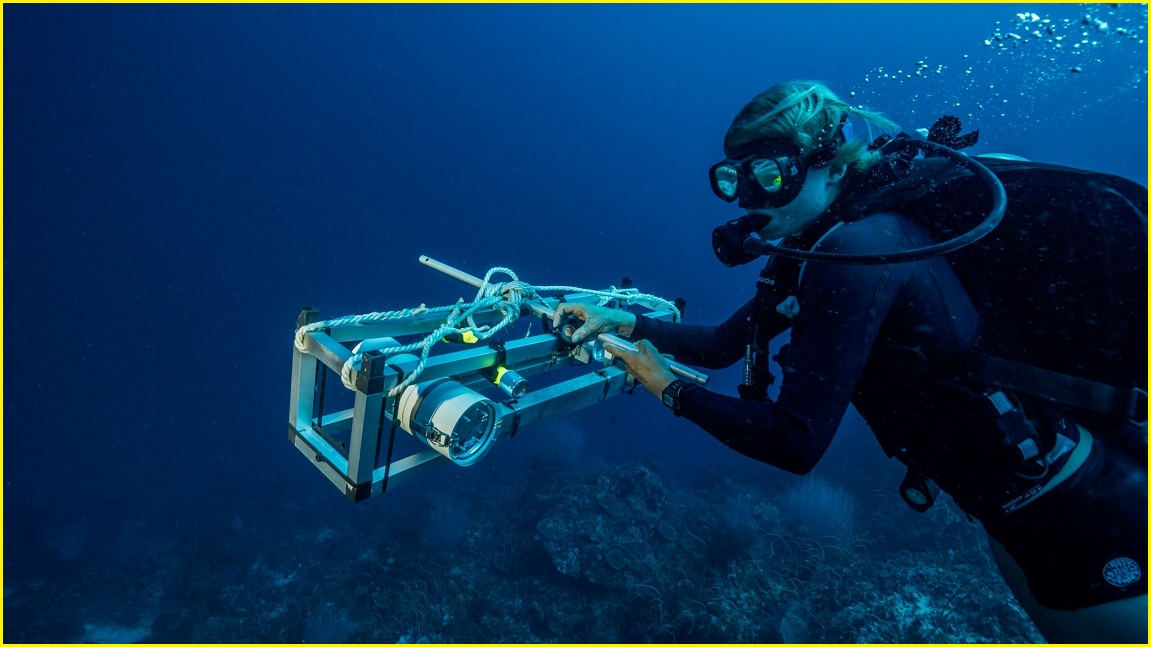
[288,291,680,502]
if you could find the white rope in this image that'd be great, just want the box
[294,267,680,398]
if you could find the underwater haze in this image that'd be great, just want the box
[3,3,1147,643]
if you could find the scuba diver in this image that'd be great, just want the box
[554,81,1147,643]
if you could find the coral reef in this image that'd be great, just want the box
[4,460,1043,643]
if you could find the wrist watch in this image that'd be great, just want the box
[661,379,688,417]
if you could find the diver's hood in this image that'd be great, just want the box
[826,156,976,224]
[739,138,1009,265]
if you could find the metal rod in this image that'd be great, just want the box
[419,255,709,386]
[419,255,552,319]
[420,255,485,289]
[598,332,710,386]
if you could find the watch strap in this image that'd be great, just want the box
[661,379,687,417]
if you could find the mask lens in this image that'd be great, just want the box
[710,163,740,201]
[750,158,784,193]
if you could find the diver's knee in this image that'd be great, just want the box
[990,537,1147,643]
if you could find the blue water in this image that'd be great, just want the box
[4,4,1146,643]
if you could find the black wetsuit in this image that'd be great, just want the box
[630,213,992,485]
[628,210,1148,610]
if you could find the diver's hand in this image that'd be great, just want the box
[551,303,637,343]
[601,339,677,399]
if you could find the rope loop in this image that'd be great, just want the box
[295,265,680,397]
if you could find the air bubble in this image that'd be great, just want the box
[853,5,1143,134]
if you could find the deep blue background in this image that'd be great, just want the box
[3,0,1146,597]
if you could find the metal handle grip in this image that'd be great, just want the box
[419,255,710,386]
[598,333,710,386]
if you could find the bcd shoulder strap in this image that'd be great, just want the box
[961,353,1147,422]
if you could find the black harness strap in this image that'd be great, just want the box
[963,353,1148,422]
[739,220,841,401]
[738,262,788,401]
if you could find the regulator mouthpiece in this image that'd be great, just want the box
[712,213,772,267]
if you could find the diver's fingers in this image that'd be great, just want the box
[551,302,585,327]
[571,321,600,344]
[602,340,637,371]
[602,338,638,356]
[635,340,672,368]
[634,339,658,357]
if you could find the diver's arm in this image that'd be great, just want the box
[676,383,827,473]
[672,217,919,473]
[627,297,788,369]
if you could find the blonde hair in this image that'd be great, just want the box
[724,80,899,176]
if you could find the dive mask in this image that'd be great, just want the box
[708,114,848,210]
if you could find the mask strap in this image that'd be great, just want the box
[807,113,850,167]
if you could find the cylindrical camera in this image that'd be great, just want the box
[397,379,499,466]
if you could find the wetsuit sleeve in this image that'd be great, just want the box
[673,216,934,474]
[626,297,756,370]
